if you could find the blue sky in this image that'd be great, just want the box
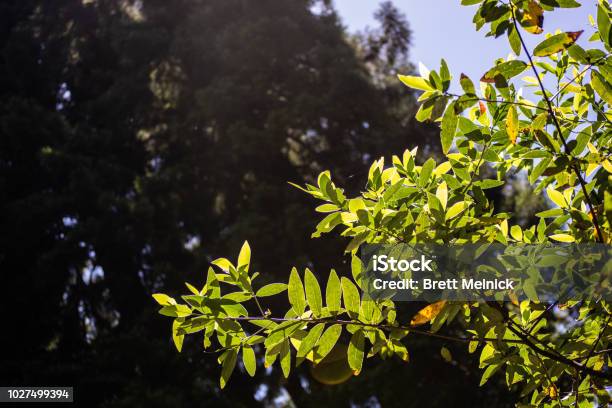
[334,0,597,91]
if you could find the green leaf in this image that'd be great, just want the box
[598,3,612,48]
[314,324,343,363]
[441,102,458,154]
[440,346,452,362]
[341,277,360,319]
[288,267,306,315]
[475,179,505,189]
[592,70,612,106]
[533,31,583,56]
[347,330,365,374]
[159,304,192,318]
[549,233,575,242]
[510,225,523,241]
[480,363,501,386]
[297,323,326,361]
[446,201,467,220]
[508,25,522,55]
[459,73,476,95]
[152,293,176,306]
[305,268,323,317]
[529,156,552,184]
[536,208,564,218]
[397,74,434,91]
[546,187,567,208]
[420,158,436,187]
[237,241,251,270]
[172,319,184,352]
[212,258,233,273]
[326,269,341,314]
[481,60,527,82]
[256,283,288,297]
[242,345,256,377]
[220,349,238,389]
[280,339,291,378]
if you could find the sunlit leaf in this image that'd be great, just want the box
[520,0,544,34]
[256,283,288,297]
[592,70,612,106]
[506,105,519,144]
[305,268,323,317]
[237,241,251,270]
[242,345,256,377]
[220,349,238,389]
[341,277,360,319]
[288,267,306,315]
[397,74,434,91]
[347,330,365,374]
[410,301,447,326]
[549,233,575,242]
[481,60,527,82]
[326,269,341,314]
[533,31,583,56]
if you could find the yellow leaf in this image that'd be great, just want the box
[410,301,447,326]
[506,106,519,144]
[550,233,575,243]
[446,201,467,220]
[546,187,567,208]
[548,385,558,399]
[521,0,544,34]
[436,181,448,209]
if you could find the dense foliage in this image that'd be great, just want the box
[1,1,451,406]
[157,1,612,406]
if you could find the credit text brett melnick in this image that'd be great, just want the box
[369,254,515,291]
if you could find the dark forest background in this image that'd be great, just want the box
[0,1,539,406]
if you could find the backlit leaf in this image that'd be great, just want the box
[550,233,575,242]
[441,102,458,154]
[314,324,343,363]
[305,268,323,317]
[520,1,544,34]
[546,187,567,208]
[256,283,288,297]
[347,330,365,374]
[242,345,256,377]
[237,241,251,270]
[410,301,447,326]
[397,74,434,91]
[481,60,527,83]
[506,105,518,144]
[436,181,448,209]
[288,267,306,315]
[326,269,341,314]
[533,31,583,56]
[220,349,238,389]
[341,277,360,319]
[592,70,612,106]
